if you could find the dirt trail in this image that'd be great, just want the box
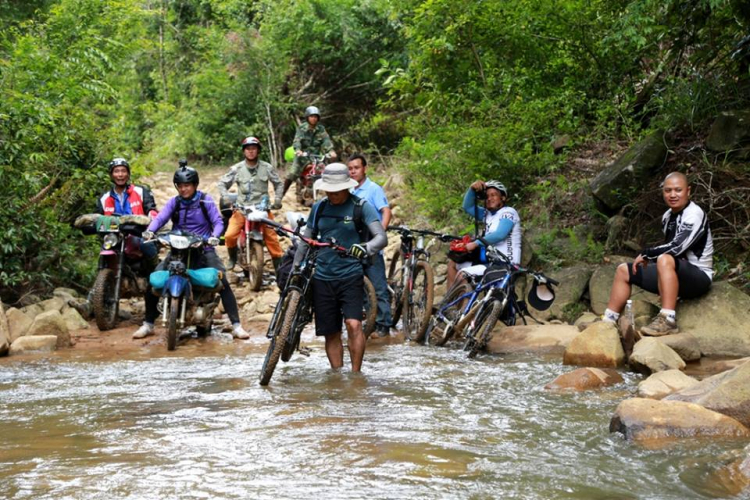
[69,163,407,352]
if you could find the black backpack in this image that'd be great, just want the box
[310,194,369,243]
[170,192,213,232]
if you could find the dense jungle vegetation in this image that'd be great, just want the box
[1,0,748,302]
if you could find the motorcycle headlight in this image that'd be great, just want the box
[190,239,203,248]
[169,235,190,250]
[102,233,120,250]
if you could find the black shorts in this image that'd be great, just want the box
[628,258,711,299]
[312,275,364,336]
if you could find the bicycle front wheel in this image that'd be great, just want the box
[260,290,301,386]
[428,281,472,346]
[404,261,435,342]
[467,299,504,359]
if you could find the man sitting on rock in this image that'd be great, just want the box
[602,172,713,336]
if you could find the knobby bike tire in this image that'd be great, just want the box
[386,249,404,327]
[282,291,307,362]
[467,300,503,359]
[404,261,435,342]
[247,240,265,292]
[92,268,118,331]
[259,290,301,386]
[428,282,472,346]
[363,277,378,338]
[167,296,180,351]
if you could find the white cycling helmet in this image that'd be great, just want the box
[485,180,508,197]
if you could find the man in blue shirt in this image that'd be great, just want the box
[348,153,393,338]
[294,163,387,372]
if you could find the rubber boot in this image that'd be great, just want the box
[227,247,238,270]
[272,257,282,273]
[282,178,294,197]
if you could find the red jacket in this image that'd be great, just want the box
[97,184,158,217]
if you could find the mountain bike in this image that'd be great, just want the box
[461,250,558,358]
[258,218,376,386]
[386,226,457,341]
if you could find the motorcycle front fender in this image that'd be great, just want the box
[166,275,190,298]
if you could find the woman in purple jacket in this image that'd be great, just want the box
[132,164,250,340]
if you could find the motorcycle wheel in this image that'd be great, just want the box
[244,241,264,292]
[167,296,180,351]
[403,261,435,343]
[260,290,301,386]
[92,268,118,331]
[362,277,378,338]
[386,249,404,327]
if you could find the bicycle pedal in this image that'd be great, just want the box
[298,346,312,357]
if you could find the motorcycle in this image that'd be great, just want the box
[148,230,223,351]
[74,213,152,331]
[295,152,332,207]
[236,195,271,292]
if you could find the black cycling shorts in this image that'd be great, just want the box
[312,274,364,336]
[627,257,711,299]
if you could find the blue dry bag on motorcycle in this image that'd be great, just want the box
[149,270,170,290]
[187,268,220,289]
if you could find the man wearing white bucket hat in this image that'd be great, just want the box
[293,163,387,372]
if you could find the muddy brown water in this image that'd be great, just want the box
[0,329,747,499]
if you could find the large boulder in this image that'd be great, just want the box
[563,322,626,368]
[657,333,701,362]
[637,369,699,399]
[0,306,9,356]
[588,262,660,316]
[590,131,668,211]
[545,367,623,391]
[678,281,750,357]
[527,265,593,321]
[610,398,750,442]
[706,110,750,154]
[26,310,72,348]
[61,307,89,331]
[39,297,65,313]
[52,287,79,302]
[486,324,580,354]
[9,335,58,355]
[629,337,686,374]
[666,361,750,428]
[6,308,33,342]
[20,303,44,320]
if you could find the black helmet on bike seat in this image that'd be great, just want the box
[108,157,130,175]
[304,106,320,118]
[485,180,508,197]
[173,159,199,186]
[241,136,262,150]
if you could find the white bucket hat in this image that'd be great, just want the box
[313,163,358,192]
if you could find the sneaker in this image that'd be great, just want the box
[640,314,679,337]
[232,323,250,339]
[133,323,155,339]
[371,328,390,339]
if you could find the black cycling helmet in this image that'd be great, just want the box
[485,180,508,197]
[528,279,555,311]
[108,157,130,175]
[173,159,199,186]
[304,106,320,118]
[241,136,262,150]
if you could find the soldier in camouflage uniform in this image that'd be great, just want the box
[218,136,285,271]
[282,105,337,196]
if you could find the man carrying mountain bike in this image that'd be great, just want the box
[293,163,387,372]
[446,180,522,288]
[348,153,393,338]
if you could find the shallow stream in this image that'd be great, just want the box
[0,334,746,499]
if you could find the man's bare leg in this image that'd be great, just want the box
[324,332,344,369]
[344,318,365,372]
[656,254,678,310]
[606,263,632,314]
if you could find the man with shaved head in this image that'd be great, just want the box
[602,171,713,335]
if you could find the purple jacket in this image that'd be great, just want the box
[148,192,224,249]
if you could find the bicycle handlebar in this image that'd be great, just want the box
[386,225,460,242]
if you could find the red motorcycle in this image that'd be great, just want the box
[296,152,332,207]
[236,195,271,291]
